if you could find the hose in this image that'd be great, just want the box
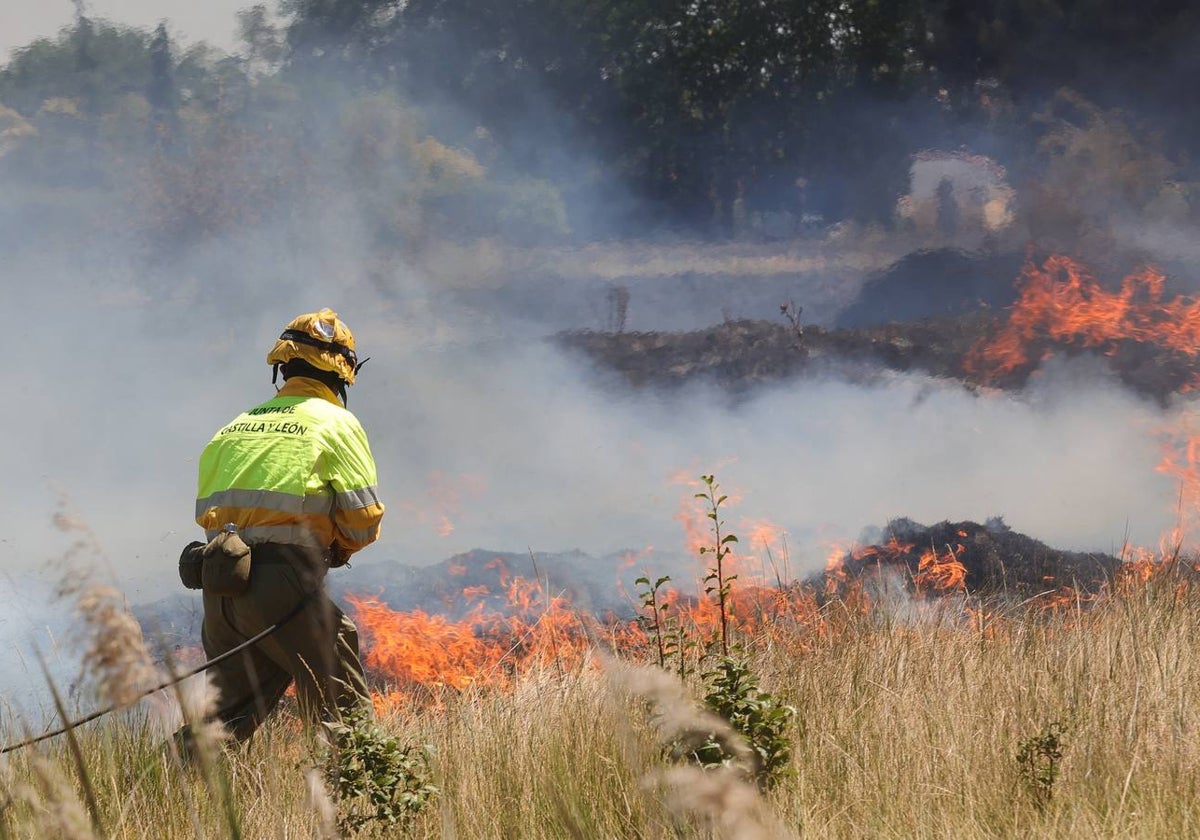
[0,589,315,755]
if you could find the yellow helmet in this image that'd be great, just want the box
[267,308,364,386]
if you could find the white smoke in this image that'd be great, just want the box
[0,2,1192,722]
[3,245,1180,602]
[1,216,1191,729]
[376,343,1179,564]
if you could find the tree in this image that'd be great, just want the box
[238,5,286,78]
[281,0,401,81]
[0,19,154,116]
[147,22,179,147]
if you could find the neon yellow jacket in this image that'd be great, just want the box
[195,378,384,558]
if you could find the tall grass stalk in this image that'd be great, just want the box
[35,653,105,837]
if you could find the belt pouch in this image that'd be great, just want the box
[178,541,205,590]
[201,528,253,597]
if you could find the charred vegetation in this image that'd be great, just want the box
[817,517,1122,603]
[560,247,1200,405]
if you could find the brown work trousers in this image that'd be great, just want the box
[201,543,370,742]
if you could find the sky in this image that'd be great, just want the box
[0,0,248,61]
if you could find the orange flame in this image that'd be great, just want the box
[967,255,1200,384]
[351,459,1200,713]
[1157,411,1200,545]
[352,572,596,705]
[914,544,968,593]
[966,253,1200,578]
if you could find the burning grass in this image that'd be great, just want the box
[6,574,1200,838]
[342,513,1146,713]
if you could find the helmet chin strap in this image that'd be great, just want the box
[273,360,352,406]
[340,358,369,407]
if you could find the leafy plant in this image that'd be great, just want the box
[640,474,793,790]
[322,709,438,833]
[635,574,696,680]
[691,656,795,790]
[695,474,738,657]
[1016,720,1069,811]
[635,574,673,670]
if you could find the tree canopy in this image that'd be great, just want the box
[1,0,1196,246]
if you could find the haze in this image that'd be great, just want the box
[0,0,245,60]
[1,0,1196,715]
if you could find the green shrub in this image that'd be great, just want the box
[693,655,795,790]
[322,709,439,833]
[1015,719,1069,811]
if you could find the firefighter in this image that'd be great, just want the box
[183,308,384,743]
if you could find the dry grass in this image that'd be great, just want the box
[413,225,914,291]
[4,584,1200,839]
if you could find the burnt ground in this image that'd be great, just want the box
[813,517,1122,602]
[558,316,983,395]
[558,315,1200,403]
[557,245,1200,402]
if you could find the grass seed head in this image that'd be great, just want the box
[14,755,99,840]
[305,766,339,839]
[650,764,788,840]
[172,672,228,754]
[50,501,162,709]
[72,583,162,708]
[611,661,753,767]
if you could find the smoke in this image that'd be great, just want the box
[382,345,1178,563]
[3,231,1181,601]
[1,2,1196,721]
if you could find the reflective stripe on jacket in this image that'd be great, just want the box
[195,377,384,557]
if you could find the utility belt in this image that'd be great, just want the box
[179,532,325,595]
[178,525,253,596]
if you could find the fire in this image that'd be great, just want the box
[352,597,492,691]
[963,252,1200,591]
[347,457,1199,713]
[821,535,915,601]
[743,518,787,559]
[348,533,1196,712]
[1157,411,1200,545]
[674,494,711,562]
[672,476,791,588]
[351,484,829,708]
[962,604,996,639]
[967,254,1200,384]
[351,572,596,706]
[1037,586,1081,612]
[914,544,968,593]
